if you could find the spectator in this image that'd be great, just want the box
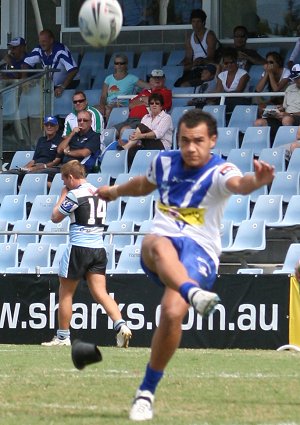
[2,116,63,184]
[118,93,173,169]
[98,53,150,123]
[0,37,28,79]
[23,29,79,97]
[213,47,250,113]
[187,64,217,107]
[255,51,290,116]
[254,64,300,143]
[63,90,104,137]
[255,51,289,93]
[115,69,172,140]
[232,25,265,71]
[174,9,218,87]
[57,110,101,173]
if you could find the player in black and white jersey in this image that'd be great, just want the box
[42,160,132,348]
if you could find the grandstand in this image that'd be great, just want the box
[1,2,300,276]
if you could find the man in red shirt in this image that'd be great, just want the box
[114,69,172,139]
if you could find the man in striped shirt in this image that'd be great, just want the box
[63,90,104,138]
[23,29,79,98]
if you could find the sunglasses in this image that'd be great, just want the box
[78,118,90,122]
[44,123,56,127]
[267,60,274,64]
[223,61,235,65]
[114,61,127,65]
[149,101,161,105]
[73,98,86,104]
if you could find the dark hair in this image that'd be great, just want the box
[40,29,55,39]
[190,9,207,24]
[177,109,218,139]
[148,92,164,106]
[73,90,86,100]
[266,51,284,67]
[233,25,248,38]
[222,47,238,62]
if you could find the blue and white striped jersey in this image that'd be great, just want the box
[146,151,243,266]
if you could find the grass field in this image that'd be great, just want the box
[1,345,300,425]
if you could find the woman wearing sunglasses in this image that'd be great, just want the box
[120,92,173,169]
[98,54,149,123]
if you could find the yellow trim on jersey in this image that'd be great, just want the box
[157,201,205,225]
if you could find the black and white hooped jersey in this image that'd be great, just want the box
[58,182,106,248]
[146,151,243,266]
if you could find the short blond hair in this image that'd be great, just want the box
[61,160,86,179]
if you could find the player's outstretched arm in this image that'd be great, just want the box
[94,175,157,201]
[226,159,275,195]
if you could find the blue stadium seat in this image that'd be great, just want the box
[166,50,185,66]
[0,242,19,273]
[53,89,75,118]
[244,172,268,203]
[130,150,160,174]
[223,194,250,226]
[103,243,116,274]
[240,126,271,156]
[48,173,64,196]
[172,87,195,107]
[0,194,27,225]
[227,148,254,173]
[114,245,143,274]
[100,150,128,178]
[0,174,18,204]
[101,128,117,147]
[269,171,300,203]
[203,105,226,127]
[272,126,298,148]
[0,220,8,243]
[137,51,163,69]
[287,149,300,172]
[6,242,51,274]
[217,127,239,157]
[273,243,300,274]
[106,107,129,128]
[9,151,34,170]
[39,243,68,274]
[121,195,154,226]
[170,106,195,128]
[79,51,106,78]
[220,219,234,250]
[27,194,59,225]
[86,173,111,187]
[104,220,134,251]
[40,218,70,250]
[9,219,40,251]
[258,148,286,172]
[228,105,258,133]
[250,194,283,225]
[135,219,153,247]
[106,197,122,223]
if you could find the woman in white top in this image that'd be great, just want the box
[214,47,250,113]
[120,92,173,169]
[255,51,290,93]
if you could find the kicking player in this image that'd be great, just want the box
[42,160,132,348]
[95,109,274,421]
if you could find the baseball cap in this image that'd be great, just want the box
[44,116,58,125]
[202,64,217,74]
[149,69,165,78]
[7,37,26,47]
[289,64,300,81]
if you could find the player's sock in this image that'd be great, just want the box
[113,319,126,332]
[57,329,70,340]
[139,363,164,394]
[179,281,199,303]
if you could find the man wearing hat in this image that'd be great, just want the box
[2,116,63,183]
[113,69,172,140]
[254,64,300,144]
[0,37,28,79]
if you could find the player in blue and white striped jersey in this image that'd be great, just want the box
[95,109,275,421]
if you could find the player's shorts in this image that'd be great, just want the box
[141,236,217,291]
[59,245,107,279]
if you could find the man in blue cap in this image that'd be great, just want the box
[0,37,28,79]
[2,116,63,184]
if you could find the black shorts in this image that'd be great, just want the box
[59,245,107,279]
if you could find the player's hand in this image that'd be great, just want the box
[253,159,275,186]
[94,185,119,201]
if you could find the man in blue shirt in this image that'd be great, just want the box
[23,29,79,97]
[0,37,28,79]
